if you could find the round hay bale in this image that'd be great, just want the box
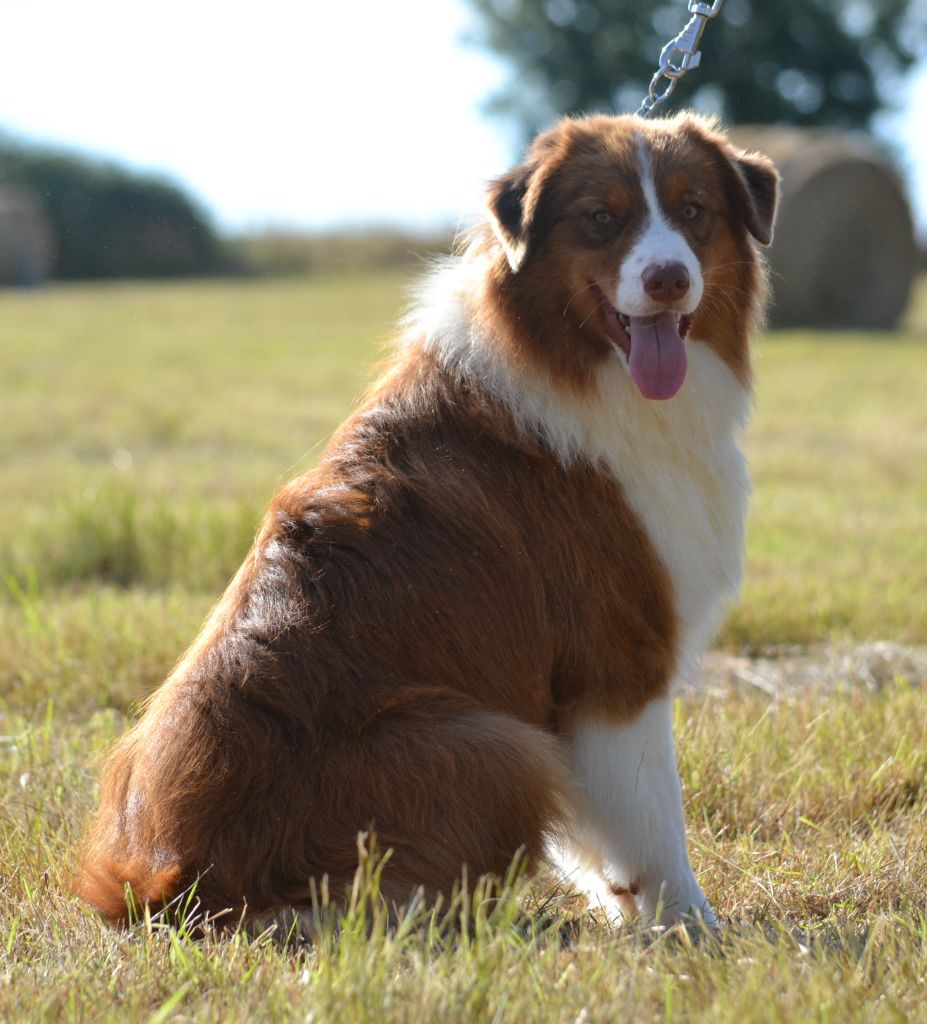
[0,186,55,286]
[730,128,916,330]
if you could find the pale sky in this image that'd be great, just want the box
[1,0,925,236]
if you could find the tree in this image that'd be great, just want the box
[0,137,232,280]
[462,0,927,139]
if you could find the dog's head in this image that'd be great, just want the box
[485,114,779,398]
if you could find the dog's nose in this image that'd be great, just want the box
[642,262,690,303]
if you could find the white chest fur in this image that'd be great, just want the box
[591,347,751,679]
[503,344,750,682]
[411,264,751,682]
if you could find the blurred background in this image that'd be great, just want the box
[1,0,926,325]
[0,0,926,669]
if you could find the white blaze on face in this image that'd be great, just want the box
[614,136,704,317]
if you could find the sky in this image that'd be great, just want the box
[1,0,925,237]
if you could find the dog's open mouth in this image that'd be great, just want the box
[594,285,693,401]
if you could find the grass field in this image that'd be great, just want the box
[1,271,927,1022]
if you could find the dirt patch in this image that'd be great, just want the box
[700,643,927,697]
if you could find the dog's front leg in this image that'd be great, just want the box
[569,695,716,929]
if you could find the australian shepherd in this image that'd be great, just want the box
[75,113,778,930]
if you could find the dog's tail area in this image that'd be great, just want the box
[72,719,189,926]
[72,854,184,925]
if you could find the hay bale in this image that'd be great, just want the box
[730,127,916,330]
[0,186,55,286]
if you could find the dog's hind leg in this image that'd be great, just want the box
[76,695,569,929]
[303,702,570,913]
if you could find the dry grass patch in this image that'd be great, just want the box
[3,678,927,1022]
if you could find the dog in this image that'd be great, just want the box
[75,112,777,930]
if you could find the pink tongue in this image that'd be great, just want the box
[628,311,688,400]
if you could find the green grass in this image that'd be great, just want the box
[1,272,926,1021]
[731,324,927,646]
[1,271,925,649]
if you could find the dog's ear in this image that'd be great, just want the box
[681,118,780,247]
[731,151,779,246]
[486,162,537,272]
[487,156,561,273]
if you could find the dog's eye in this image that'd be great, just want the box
[593,210,612,225]
[681,203,702,221]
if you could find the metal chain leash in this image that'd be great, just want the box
[636,0,725,117]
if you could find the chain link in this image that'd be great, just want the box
[636,0,724,117]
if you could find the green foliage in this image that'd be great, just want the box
[0,135,230,279]
[462,0,927,137]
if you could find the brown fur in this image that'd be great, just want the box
[482,114,775,390]
[73,114,777,925]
